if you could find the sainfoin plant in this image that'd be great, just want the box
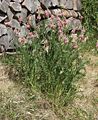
[9,10,85,107]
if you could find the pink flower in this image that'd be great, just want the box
[48,23,56,29]
[96,42,98,48]
[44,10,51,18]
[58,29,63,34]
[28,32,34,38]
[18,37,27,44]
[37,14,41,20]
[57,21,63,28]
[79,34,85,41]
[79,16,84,20]
[14,29,20,36]
[28,32,33,36]
[18,16,23,23]
[72,43,78,49]
[50,14,55,20]
[71,29,76,34]
[26,23,31,29]
[64,38,68,44]
[56,16,61,21]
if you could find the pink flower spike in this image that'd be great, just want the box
[96,42,98,48]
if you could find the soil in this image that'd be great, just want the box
[0,62,59,120]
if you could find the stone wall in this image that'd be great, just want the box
[0,0,82,52]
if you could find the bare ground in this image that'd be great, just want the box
[65,53,98,120]
[0,62,59,120]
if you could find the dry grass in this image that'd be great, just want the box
[0,52,98,120]
[0,62,59,120]
[64,53,98,120]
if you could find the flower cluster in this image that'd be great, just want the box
[4,6,86,48]
[35,8,86,49]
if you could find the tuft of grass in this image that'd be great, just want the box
[3,20,85,109]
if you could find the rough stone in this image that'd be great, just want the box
[10,2,22,12]
[16,8,28,23]
[51,9,61,15]
[70,10,78,18]
[19,25,28,37]
[0,3,6,13]
[66,10,79,18]
[0,24,7,36]
[73,18,82,29]
[65,0,73,9]
[77,12,82,18]
[0,16,7,23]
[59,0,73,9]
[66,17,82,30]
[0,0,9,13]
[7,8,14,20]
[0,35,9,50]
[62,10,79,18]
[73,0,82,11]
[40,0,52,8]
[62,10,70,17]
[34,0,40,11]
[59,0,66,8]
[22,0,36,13]
[60,0,82,10]
[7,27,15,40]
[27,14,36,28]
[12,0,24,3]
[4,0,11,5]
[51,0,59,7]
[10,19,20,29]
[7,27,17,49]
